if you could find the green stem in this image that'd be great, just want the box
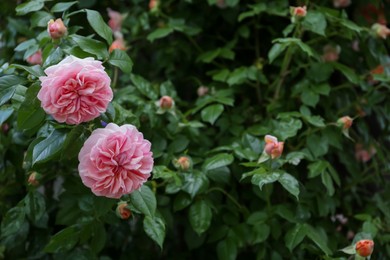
[206,187,248,215]
[112,67,118,88]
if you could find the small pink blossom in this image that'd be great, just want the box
[372,23,390,39]
[264,135,284,159]
[197,86,209,97]
[292,6,307,17]
[116,202,132,219]
[174,156,191,171]
[355,144,376,162]
[333,0,351,8]
[28,172,39,186]
[337,116,353,130]
[109,38,126,53]
[159,96,174,110]
[38,55,113,125]
[26,50,42,65]
[322,45,340,62]
[149,0,159,10]
[107,8,123,32]
[356,239,374,257]
[78,123,153,199]
[47,18,67,40]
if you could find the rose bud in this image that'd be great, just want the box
[28,172,39,186]
[197,86,209,97]
[333,0,351,8]
[109,38,126,53]
[159,96,174,110]
[372,23,390,39]
[174,156,191,171]
[1,123,10,135]
[264,135,284,159]
[322,45,341,62]
[26,50,42,65]
[47,18,67,40]
[149,0,159,11]
[292,6,307,17]
[355,239,374,257]
[107,8,123,33]
[337,116,353,130]
[116,202,132,220]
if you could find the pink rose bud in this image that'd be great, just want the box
[109,38,126,53]
[337,116,353,130]
[78,123,153,199]
[355,239,374,257]
[47,18,67,40]
[26,50,42,65]
[174,156,191,171]
[264,135,284,159]
[322,45,341,62]
[28,172,39,186]
[107,8,123,32]
[333,0,351,8]
[159,96,174,110]
[372,23,390,39]
[355,143,376,163]
[197,86,209,97]
[292,6,307,17]
[38,55,113,125]
[149,0,159,10]
[116,202,132,220]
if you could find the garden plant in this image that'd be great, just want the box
[0,0,389,259]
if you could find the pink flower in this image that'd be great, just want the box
[292,6,307,17]
[159,96,174,110]
[264,135,284,159]
[372,23,390,39]
[38,55,113,125]
[78,123,153,199]
[109,38,126,53]
[355,144,376,162]
[333,0,351,8]
[107,8,123,32]
[174,156,191,171]
[28,172,39,186]
[337,116,353,130]
[355,239,374,257]
[149,0,159,10]
[47,18,67,40]
[26,50,42,65]
[116,201,132,219]
[322,45,341,62]
[197,86,209,97]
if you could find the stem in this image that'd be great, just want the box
[206,187,247,214]
[112,67,118,88]
[273,46,293,99]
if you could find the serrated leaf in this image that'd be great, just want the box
[129,185,156,217]
[203,153,234,171]
[188,200,212,235]
[32,130,67,165]
[201,104,224,125]
[44,226,79,253]
[108,49,133,73]
[143,216,166,249]
[86,9,113,45]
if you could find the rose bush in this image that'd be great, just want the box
[0,0,389,259]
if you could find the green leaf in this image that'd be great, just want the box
[203,153,234,171]
[303,224,332,255]
[61,125,86,160]
[147,27,174,42]
[129,185,156,217]
[69,35,108,60]
[24,191,46,226]
[86,9,113,45]
[32,130,67,165]
[251,223,270,244]
[321,172,334,196]
[167,135,189,154]
[0,205,26,238]
[51,1,78,13]
[17,83,45,130]
[268,43,288,63]
[277,118,302,140]
[44,226,80,253]
[182,172,209,198]
[0,108,14,125]
[12,64,44,78]
[173,192,192,211]
[108,49,133,73]
[16,0,44,15]
[307,134,328,158]
[238,3,267,22]
[143,215,166,249]
[217,238,237,260]
[90,222,106,253]
[302,11,327,36]
[305,115,325,127]
[339,244,356,255]
[188,200,212,235]
[285,224,306,251]
[308,160,328,178]
[31,11,53,27]
[130,74,158,100]
[201,104,224,125]
[332,62,359,84]
[0,75,26,106]
[251,172,280,190]
[278,172,300,200]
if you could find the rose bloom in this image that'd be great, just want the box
[293,6,307,17]
[47,18,67,40]
[116,202,132,219]
[26,50,42,65]
[107,8,123,32]
[38,55,113,125]
[355,239,374,257]
[333,0,351,8]
[372,23,390,39]
[109,38,126,53]
[264,135,284,159]
[78,123,154,199]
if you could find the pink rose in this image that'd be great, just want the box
[107,8,123,32]
[292,6,307,17]
[264,135,284,159]
[78,123,154,199]
[372,23,390,39]
[38,55,113,125]
[26,50,42,65]
[47,18,67,40]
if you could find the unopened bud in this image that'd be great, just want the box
[28,172,39,186]
[159,96,174,110]
[116,201,131,220]
[264,135,284,159]
[292,6,307,17]
[149,0,159,11]
[174,156,191,171]
[47,18,67,40]
[197,86,209,97]
[109,38,126,53]
[337,116,353,130]
[355,239,374,257]
[26,50,42,65]
[372,23,390,39]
